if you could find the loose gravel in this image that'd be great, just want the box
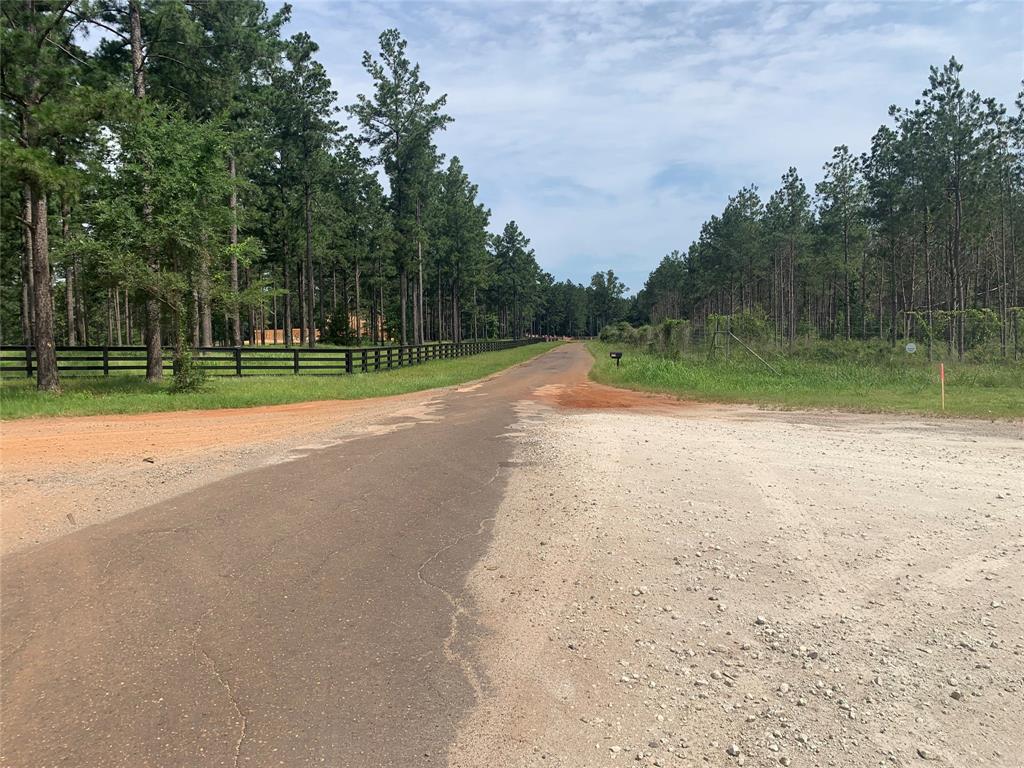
[449,402,1023,768]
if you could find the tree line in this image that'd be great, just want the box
[634,59,1023,360]
[1,1,621,392]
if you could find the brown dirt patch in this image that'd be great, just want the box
[0,393,431,470]
[0,391,441,555]
[532,380,705,413]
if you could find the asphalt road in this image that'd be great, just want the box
[0,343,591,768]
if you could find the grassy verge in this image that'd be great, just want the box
[0,342,562,420]
[587,341,1024,419]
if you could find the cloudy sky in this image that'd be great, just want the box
[279,1,1022,293]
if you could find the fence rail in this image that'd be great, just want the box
[0,339,540,378]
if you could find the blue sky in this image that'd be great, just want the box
[279,1,1022,293]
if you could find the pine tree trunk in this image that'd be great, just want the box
[114,288,123,345]
[843,219,851,340]
[75,254,87,344]
[229,154,241,347]
[129,0,162,379]
[418,243,425,345]
[378,259,385,343]
[198,231,213,347]
[452,280,459,343]
[272,288,279,345]
[284,254,292,348]
[61,196,76,345]
[318,258,325,342]
[354,258,361,341]
[107,289,114,346]
[20,183,35,347]
[413,270,420,345]
[304,184,315,348]
[298,259,305,346]
[30,188,59,391]
[400,268,408,346]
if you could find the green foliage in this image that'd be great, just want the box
[322,307,360,345]
[599,319,694,357]
[169,343,209,394]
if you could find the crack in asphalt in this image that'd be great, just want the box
[190,617,248,768]
[416,512,498,701]
[413,466,504,702]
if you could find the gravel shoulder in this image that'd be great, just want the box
[449,391,1024,768]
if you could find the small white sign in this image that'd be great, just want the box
[905,342,917,354]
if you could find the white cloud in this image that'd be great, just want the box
[280,0,1021,292]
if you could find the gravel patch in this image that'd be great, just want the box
[449,403,1023,768]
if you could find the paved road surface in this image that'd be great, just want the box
[1,343,590,767]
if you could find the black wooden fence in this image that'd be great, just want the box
[0,339,540,378]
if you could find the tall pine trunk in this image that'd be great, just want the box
[20,183,34,347]
[229,154,241,346]
[75,254,87,344]
[400,268,408,346]
[61,195,76,345]
[30,187,59,391]
[284,253,292,348]
[304,183,315,348]
[130,0,162,381]
[354,257,361,341]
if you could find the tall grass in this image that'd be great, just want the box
[0,342,562,420]
[588,341,1024,418]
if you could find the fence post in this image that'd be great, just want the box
[25,347,33,378]
[293,349,300,374]
[361,348,368,372]
[234,347,242,377]
[103,347,110,376]
[345,349,353,374]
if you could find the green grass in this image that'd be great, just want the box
[588,341,1024,419]
[0,342,562,420]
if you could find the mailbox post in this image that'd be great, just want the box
[610,351,623,368]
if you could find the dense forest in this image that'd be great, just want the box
[633,59,1023,360]
[1,1,620,391]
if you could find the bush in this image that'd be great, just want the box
[599,321,635,343]
[170,346,209,393]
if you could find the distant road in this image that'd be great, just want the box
[0,343,590,767]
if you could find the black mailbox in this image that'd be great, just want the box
[609,351,623,367]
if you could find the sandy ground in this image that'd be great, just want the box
[450,387,1024,768]
[0,390,447,555]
